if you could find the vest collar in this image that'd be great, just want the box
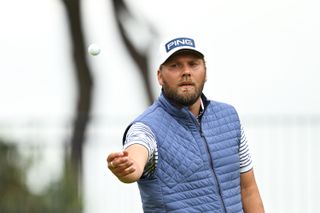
[158,92,210,119]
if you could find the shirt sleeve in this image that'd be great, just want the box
[123,122,158,178]
[239,124,253,173]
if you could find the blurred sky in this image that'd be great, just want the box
[1,0,320,212]
[1,0,320,122]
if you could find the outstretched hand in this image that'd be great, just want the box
[107,150,136,180]
[107,144,148,183]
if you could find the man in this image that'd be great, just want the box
[107,36,264,212]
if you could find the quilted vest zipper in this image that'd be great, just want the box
[193,116,227,213]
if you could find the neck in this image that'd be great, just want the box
[188,98,202,117]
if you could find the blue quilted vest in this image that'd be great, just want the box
[123,93,243,213]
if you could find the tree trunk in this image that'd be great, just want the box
[111,0,155,104]
[62,0,93,194]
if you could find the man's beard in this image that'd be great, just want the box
[162,80,205,107]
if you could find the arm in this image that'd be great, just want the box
[240,169,265,213]
[107,144,148,183]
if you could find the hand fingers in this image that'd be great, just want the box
[108,156,132,170]
[113,165,136,177]
[108,156,136,177]
[107,151,125,163]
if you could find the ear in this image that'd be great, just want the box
[157,69,163,86]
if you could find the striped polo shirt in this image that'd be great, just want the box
[124,122,253,178]
[124,99,253,178]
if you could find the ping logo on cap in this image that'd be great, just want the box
[165,37,195,53]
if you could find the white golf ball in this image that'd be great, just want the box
[88,43,101,56]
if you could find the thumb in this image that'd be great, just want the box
[122,150,129,157]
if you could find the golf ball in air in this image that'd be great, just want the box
[88,43,100,56]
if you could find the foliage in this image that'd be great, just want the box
[0,139,82,213]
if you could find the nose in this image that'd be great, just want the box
[181,65,191,77]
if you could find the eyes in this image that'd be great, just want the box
[166,60,202,71]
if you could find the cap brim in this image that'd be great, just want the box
[162,49,204,65]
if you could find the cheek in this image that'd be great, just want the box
[164,75,178,87]
[159,72,177,86]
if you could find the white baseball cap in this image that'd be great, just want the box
[157,36,205,69]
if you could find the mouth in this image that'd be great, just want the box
[178,82,195,91]
[178,81,195,87]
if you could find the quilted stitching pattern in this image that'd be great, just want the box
[131,95,243,212]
